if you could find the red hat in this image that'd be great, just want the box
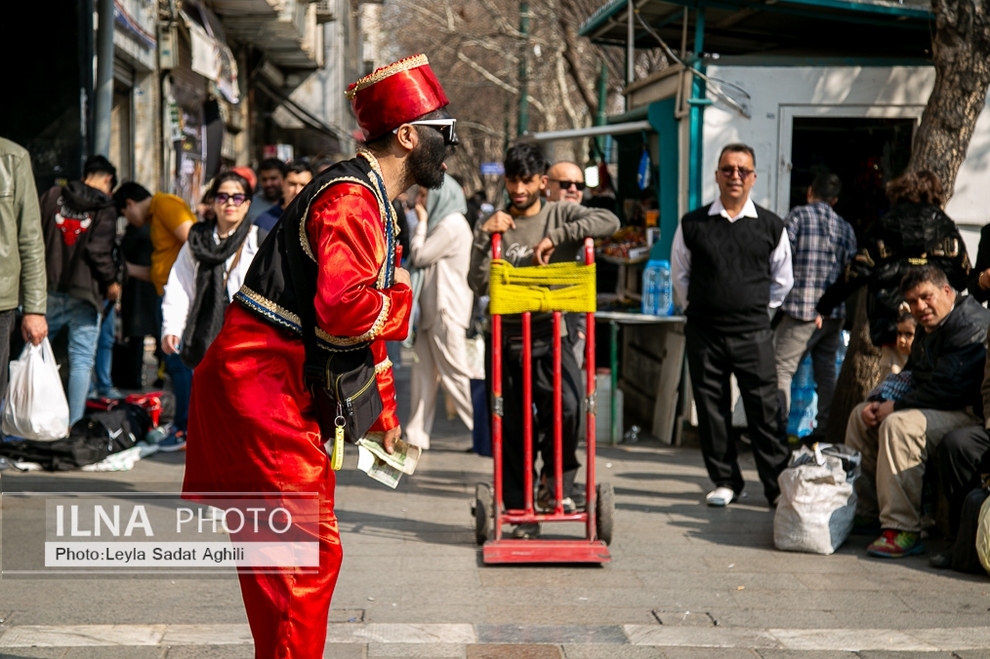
[346,54,449,142]
[231,166,257,193]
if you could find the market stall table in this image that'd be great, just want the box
[594,311,687,445]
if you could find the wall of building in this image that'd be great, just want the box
[699,65,990,233]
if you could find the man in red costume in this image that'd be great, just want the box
[182,54,457,658]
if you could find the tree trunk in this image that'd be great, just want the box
[907,0,990,198]
[825,289,881,444]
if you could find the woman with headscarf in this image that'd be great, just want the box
[404,173,478,449]
[159,170,263,451]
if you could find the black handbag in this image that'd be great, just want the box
[283,220,383,445]
[304,347,382,444]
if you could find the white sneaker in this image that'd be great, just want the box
[706,486,737,507]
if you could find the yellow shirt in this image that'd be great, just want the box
[149,193,196,295]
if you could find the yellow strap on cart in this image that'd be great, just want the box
[489,259,597,315]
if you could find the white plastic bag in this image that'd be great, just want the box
[2,339,70,441]
[774,444,860,555]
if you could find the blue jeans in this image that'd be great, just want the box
[156,295,192,431]
[93,303,115,393]
[47,292,101,425]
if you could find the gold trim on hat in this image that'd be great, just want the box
[345,54,430,99]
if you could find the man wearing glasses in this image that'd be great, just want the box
[671,143,793,508]
[546,161,585,204]
[546,161,589,363]
[181,54,455,657]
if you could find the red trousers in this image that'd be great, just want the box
[184,304,343,658]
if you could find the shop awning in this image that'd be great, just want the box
[579,0,933,59]
[255,81,352,144]
[531,120,653,142]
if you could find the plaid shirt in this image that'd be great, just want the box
[780,202,857,321]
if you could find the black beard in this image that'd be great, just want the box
[407,129,450,190]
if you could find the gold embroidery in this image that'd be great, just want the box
[907,257,928,266]
[321,294,391,346]
[375,358,393,375]
[237,287,302,329]
[344,54,429,99]
[236,286,387,350]
[356,149,398,287]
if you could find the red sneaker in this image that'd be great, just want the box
[866,529,923,558]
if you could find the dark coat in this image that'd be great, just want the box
[817,202,970,347]
[896,295,990,415]
[40,181,119,311]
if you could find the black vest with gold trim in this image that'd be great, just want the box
[234,152,397,352]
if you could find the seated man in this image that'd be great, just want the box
[846,265,990,558]
[468,142,619,538]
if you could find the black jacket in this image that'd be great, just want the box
[967,223,990,304]
[895,295,990,415]
[817,203,970,347]
[40,181,118,312]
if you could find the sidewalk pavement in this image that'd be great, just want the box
[2,361,990,658]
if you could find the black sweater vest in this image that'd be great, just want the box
[681,203,784,333]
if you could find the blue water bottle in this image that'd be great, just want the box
[655,259,672,316]
[641,260,659,315]
[641,260,673,315]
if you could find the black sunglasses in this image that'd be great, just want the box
[215,192,247,206]
[549,179,585,191]
[395,119,459,146]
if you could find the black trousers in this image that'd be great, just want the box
[486,331,582,511]
[0,309,15,401]
[685,322,790,501]
[936,424,990,536]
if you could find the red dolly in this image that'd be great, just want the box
[473,235,613,564]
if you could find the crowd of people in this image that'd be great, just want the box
[0,143,345,452]
[679,142,990,569]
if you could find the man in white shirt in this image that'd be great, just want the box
[671,143,793,507]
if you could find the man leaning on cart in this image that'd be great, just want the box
[468,142,619,539]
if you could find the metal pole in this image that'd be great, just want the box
[517,1,530,136]
[610,320,619,445]
[594,60,608,158]
[626,0,634,92]
[93,0,115,157]
[688,7,706,210]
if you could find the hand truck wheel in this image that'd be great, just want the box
[596,482,614,546]
[474,483,493,545]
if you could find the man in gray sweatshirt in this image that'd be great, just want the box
[469,142,619,538]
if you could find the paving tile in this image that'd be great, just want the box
[61,650,164,659]
[166,647,258,659]
[481,606,656,626]
[465,645,562,659]
[828,611,990,630]
[706,610,842,630]
[756,652,856,659]
[476,625,626,645]
[856,653,957,659]
[638,572,807,592]
[651,610,715,627]
[660,649,760,659]
[0,650,68,659]
[368,643,465,658]
[561,646,665,659]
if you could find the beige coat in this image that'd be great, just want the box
[408,212,474,331]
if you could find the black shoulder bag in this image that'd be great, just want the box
[282,221,383,448]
